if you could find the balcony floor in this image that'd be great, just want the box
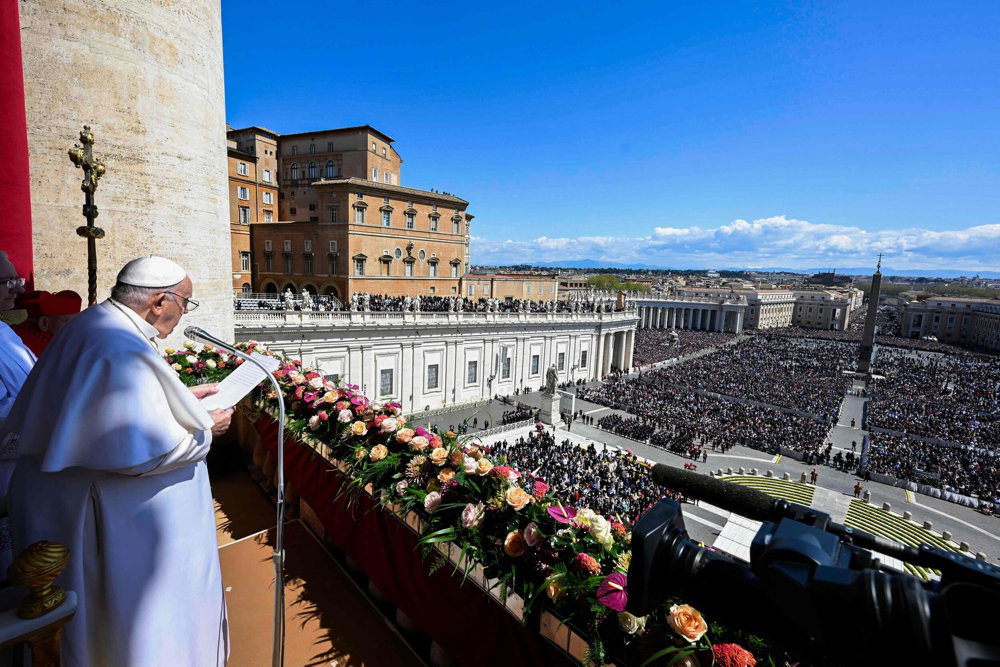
[213,469,423,667]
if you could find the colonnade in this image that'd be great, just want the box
[595,327,634,376]
[635,303,745,334]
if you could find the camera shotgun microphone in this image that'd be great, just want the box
[183,326,240,356]
[650,463,783,522]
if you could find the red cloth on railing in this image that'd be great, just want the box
[255,417,573,667]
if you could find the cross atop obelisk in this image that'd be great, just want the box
[68,125,107,306]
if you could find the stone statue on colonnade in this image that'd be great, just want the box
[283,289,294,311]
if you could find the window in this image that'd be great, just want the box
[468,285,474,296]
[308,203,316,211]
[404,262,413,277]
[304,255,313,273]
[291,146,298,155]
[557,352,565,371]
[284,240,291,251]
[427,364,439,390]
[526,285,532,295]
[290,207,297,215]
[382,147,387,157]
[325,161,335,178]
[329,240,337,252]
[430,217,438,232]
[430,286,436,294]
[327,142,334,152]
[502,355,511,379]
[393,247,402,259]
[382,210,391,227]
[380,260,390,277]
[451,264,458,278]
[380,369,393,397]
[371,141,376,152]
[328,255,337,274]
[354,258,365,275]
[265,255,273,271]
[372,167,378,181]
[467,360,478,384]
[384,172,389,183]
[240,252,250,272]
[432,204,437,211]
[264,210,272,223]
[530,355,540,375]
[237,186,249,200]
[283,256,292,273]
[550,284,555,294]
[265,240,272,251]
[405,213,415,229]
[429,263,437,277]
[308,162,317,179]
[453,220,460,234]
[304,240,312,252]
[418,249,426,261]
[290,164,299,179]
[238,206,250,224]
[263,191,273,204]
[263,169,272,183]
[237,162,248,176]
[354,207,366,224]
[580,350,588,368]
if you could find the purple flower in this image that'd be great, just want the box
[547,505,577,524]
[596,573,628,611]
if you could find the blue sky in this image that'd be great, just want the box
[222,1,1000,272]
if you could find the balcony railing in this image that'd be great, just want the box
[234,309,638,328]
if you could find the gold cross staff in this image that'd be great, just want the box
[68,125,107,306]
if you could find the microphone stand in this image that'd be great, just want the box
[184,327,286,666]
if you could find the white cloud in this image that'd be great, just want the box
[471,216,1000,272]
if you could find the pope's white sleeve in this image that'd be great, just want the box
[117,429,214,476]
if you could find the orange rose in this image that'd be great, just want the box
[429,447,449,467]
[410,436,429,452]
[505,486,533,511]
[351,421,368,436]
[354,448,368,461]
[476,458,493,476]
[546,577,566,601]
[504,530,527,557]
[667,604,708,644]
[395,428,415,444]
[467,446,483,461]
[438,468,456,483]
[370,444,388,462]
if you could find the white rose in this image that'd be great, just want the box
[308,415,321,431]
[618,612,647,635]
[589,515,613,550]
[380,417,398,433]
[395,481,409,496]
[338,409,353,423]
[371,402,382,411]
[308,377,324,391]
[523,522,541,547]
[206,359,217,369]
[171,363,182,371]
[575,508,596,528]
[463,456,478,474]
[424,491,442,514]
[186,355,198,364]
[461,502,484,529]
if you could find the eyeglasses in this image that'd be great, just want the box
[1,277,26,289]
[164,292,200,312]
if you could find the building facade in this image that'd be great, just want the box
[233,309,638,412]
[900,296,1000,351]
[227,127,279,292]
[676,287,860,331]
[460,273,560,302]
[634,295,747,333]
[231,123,473,299]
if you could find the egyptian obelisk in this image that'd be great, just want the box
[857,255,883,375]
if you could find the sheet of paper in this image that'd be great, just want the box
[200,352,281,412]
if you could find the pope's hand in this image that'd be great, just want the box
[210,408,233,436]
[188,383,220,400]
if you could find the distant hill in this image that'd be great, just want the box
[520,259,1000,279]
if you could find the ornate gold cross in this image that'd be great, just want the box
[68,125,107,306]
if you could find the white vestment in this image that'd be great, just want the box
[0,322,36,572]
[4,300,228,666]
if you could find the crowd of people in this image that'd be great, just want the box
[489,430,678,522]
[596,413,655,442]
[501,408,533,425]
[234,291,627,314]
[632,329,736,367]
[581,378,829,457]
[643,334,854,418]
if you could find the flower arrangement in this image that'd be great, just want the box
[165,341,245,387]
[169,343,770,666]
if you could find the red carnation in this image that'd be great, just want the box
[712,643,756,667]
[574,552,601,576]
[317,410,328,422]
[533,481,549,500]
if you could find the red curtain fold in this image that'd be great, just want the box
[0,3,33,282]
[255,417,573,667]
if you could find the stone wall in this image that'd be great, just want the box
[20,0,233,345]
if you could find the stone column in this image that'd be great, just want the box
[625,328,635,370]
[670,307,676,328]
[735,311,744,334]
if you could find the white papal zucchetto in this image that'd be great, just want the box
[116,255,187,288]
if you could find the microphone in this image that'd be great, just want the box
[183,324,287,666]
[650,464,779,521]
[184,326,240,355]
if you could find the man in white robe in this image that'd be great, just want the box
[0,250,34,572]
[4,256,233,666]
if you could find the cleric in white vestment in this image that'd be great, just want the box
[3,256,233,666]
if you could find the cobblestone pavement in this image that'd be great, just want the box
[410,350,1000,563]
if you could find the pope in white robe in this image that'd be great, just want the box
[3,256,232,666]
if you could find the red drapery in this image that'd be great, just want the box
[0,3,33,282]
[256,418,575,667]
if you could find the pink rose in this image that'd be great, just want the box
[424,491,442,513]
[461,502,484,529]
[410,436,429,452]
[338,409,353,423]
[380,417,398,433]
[523,522,541,547]
[463,456,478,474]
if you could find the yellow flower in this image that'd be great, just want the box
[369,444,388,462]
[476,458,493,475]
[429,447,449,467]
[438,468,456,484]
[503,530,527,557]
[505,486,533,511]
[351,421,368,436]
[546,577,565,601]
